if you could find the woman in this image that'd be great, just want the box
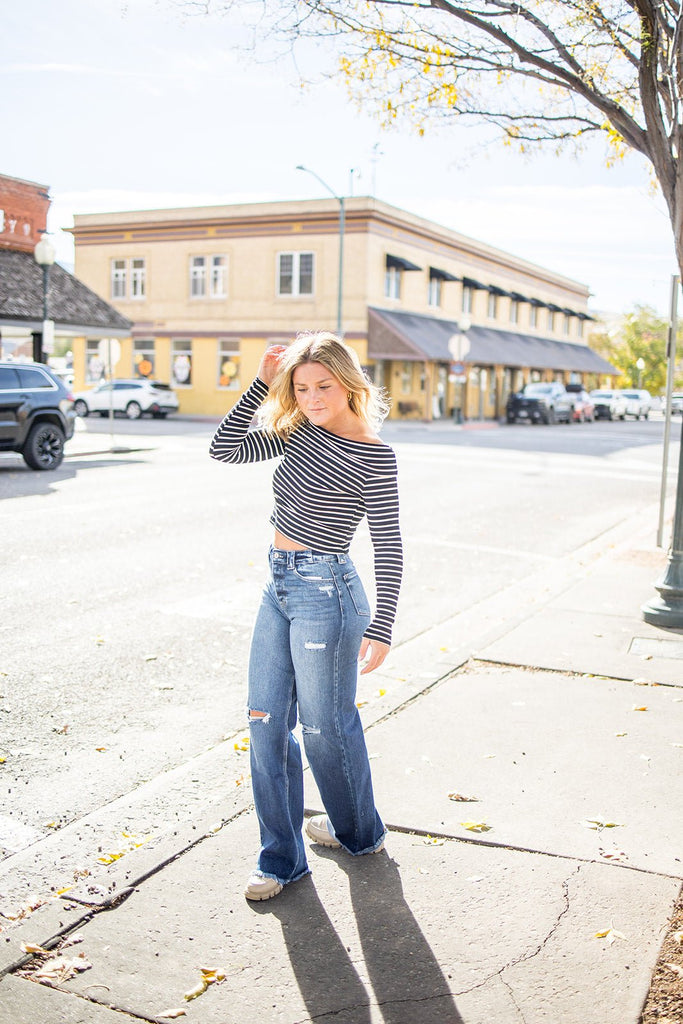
[210,332,402,900]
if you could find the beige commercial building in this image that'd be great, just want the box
[71,197,614,420]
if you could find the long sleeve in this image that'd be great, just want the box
[209,378,285,464]
[363,456,403,646]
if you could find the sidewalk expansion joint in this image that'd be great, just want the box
[472,655,683,690]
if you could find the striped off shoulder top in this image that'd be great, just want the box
[209,377,403,645]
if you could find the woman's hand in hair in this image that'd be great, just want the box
[358,637,390,674]
[258,345,287,386]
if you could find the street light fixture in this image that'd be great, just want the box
[33,236,57,363]
[296,165,345,335]
[636,356,645,389]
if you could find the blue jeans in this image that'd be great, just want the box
[247,547,386,886]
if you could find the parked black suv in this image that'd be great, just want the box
[506,382,575,424]
[0,361,76,470]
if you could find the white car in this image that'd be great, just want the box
[72,379,179,420]
[620,389,652,419]
[589,389,628,421]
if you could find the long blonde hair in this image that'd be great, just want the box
[259,331,390,437]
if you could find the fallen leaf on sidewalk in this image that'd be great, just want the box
[448,793,479,802]
[460,821,492,833]
[582,817,624,831]
[183,968,225,1002]
[373,688,386,698]
[423,836,446,846]
[21,943,50,955]
[97,832,151,865]
[32,952,93,986]
[599,847,629,862]
[355,700,368,708]
[615,732,627,737]
[158,1011,187,1020]
[594,926,626,944]
[632,705,648,712]
[233,736,249,752]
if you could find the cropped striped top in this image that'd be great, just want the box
[209,377,402,645]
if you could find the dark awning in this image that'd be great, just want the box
[0,249,132,335]
[487,284,513,297]
[509,292,529,302]
[462,276,488,290]
[429,266,460,282]
[367,307,616,374]
[386,254,422,272]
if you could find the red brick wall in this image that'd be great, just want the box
[0,174,50,252]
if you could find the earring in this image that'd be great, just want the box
[347,392,352,402]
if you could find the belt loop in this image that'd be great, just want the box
[287,551,296,569]
[338,553,346,564]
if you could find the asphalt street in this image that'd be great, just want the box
[0,412,677,919]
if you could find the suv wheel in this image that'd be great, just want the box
[73,399,89,417]
[22,422,65,471]
[126,401,142,420]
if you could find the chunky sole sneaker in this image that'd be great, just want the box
[305,815,385,854]
[244,874,283,901]
[305,814,342,847]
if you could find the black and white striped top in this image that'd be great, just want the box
[210,378,402,645]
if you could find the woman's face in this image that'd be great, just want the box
[292,361,351,432]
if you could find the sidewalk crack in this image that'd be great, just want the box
[454,863,580,1004]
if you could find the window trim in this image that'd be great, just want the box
[277,250,315,297]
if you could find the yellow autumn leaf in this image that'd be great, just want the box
[423,835,446,846]
[583,818,624,830]
[460,821,492,832]
[373,688,386,698]
[21,942,50,955]
[233,736,250,752]
[183,981,207,1002]
[448,792,479,802]
[0,757,5,764]
[632,705,648,712]
[356,700,368,708]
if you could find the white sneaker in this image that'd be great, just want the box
[305,814,341,847]
[244,874,283,901]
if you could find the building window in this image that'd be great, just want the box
[130,258,146,299]
[400,361,413,394]
[385,265,402,300]
[172,339,192,387]
[510,300,519,324]
[563,314,571,335]
[487,292,498,319]
[134,338,155,378]
[578,318,584,337]
[278,251,314,296]
[218,339,241,390]
[190,256,207,298]
[428,274,442,307]
[211,255,226,297]
[462,285,473,314]
[547,309,555,332]
[530,305,538,328]
[111,260,127,299]
[86,339,103,383]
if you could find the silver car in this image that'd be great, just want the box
[589,389,628,421]
[620,389,652,419]
[72,379,179,420]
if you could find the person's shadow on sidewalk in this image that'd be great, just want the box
[255,850,463,1023]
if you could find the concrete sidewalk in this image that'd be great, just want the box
[1,505,682,1023]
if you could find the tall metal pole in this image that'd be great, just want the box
[657,275,679,548]
[296,165,344,335]
[643,275,683,625]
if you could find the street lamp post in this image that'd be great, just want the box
[296,165,345,335]
[33,236,57,363]
[636,357,645,389]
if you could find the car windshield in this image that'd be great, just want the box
[591,391,612,398]
[523,384,552,396]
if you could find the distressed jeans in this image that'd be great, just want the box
[247,547,386,886]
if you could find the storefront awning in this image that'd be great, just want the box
[367,307,616,374]
[429,266,460,282]
[0,250,132,336]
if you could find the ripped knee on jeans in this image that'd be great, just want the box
[248,708,271,724]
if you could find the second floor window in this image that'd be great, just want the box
[428,275,442,307]
[385,266,402,300]
[530,304,538,328]
[278,251,314,296]
[510,299,519,324]
[191,255,227,298]
[462,285,473,314]
[487,292,498,319]
[110,257,146,300]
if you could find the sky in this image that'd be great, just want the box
[1,0,677,318]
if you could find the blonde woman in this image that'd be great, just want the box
[210,332,402,901]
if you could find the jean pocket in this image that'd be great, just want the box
[293,563,333,583]
[343,570,371,617]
